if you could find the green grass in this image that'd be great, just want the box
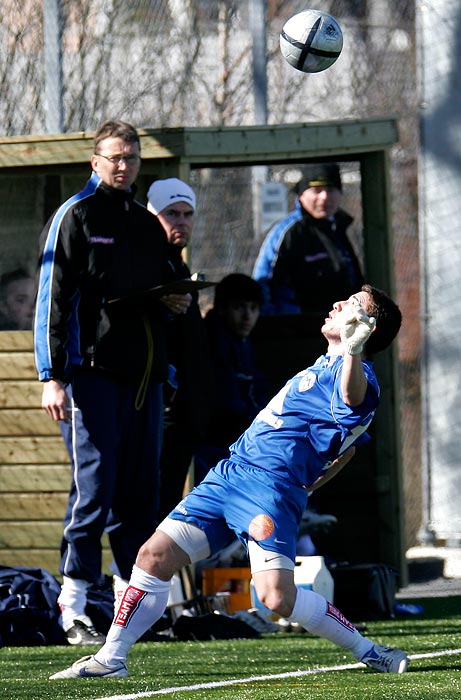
[0,596,460,700]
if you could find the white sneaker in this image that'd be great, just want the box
[49,655,128,679]
[360,644,409,673]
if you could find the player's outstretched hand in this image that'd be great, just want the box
[340,298,376,355]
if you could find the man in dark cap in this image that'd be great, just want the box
[252,163,363,315]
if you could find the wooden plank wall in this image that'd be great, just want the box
[0,331,110,578]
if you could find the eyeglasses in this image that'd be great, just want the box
[96,153,141,166]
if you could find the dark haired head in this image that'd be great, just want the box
[214,274,263,309]
[361,283,402,354]
[94,120,140,152]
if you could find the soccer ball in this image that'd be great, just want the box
[280,9,343,74]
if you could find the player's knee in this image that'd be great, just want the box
[136,533,170,572]
[136,539,161,571]
[258,588,293,618]
[136,530,187,579]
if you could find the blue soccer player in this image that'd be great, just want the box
[50,283,409,679]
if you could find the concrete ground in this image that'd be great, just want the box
[397,545,461,599]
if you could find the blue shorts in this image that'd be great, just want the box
[169,459,308,562]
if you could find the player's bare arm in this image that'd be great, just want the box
[338,294,376,406]
[308,446,356,492]
[340,352,368,406]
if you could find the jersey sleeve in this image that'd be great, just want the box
[331,360,379,426]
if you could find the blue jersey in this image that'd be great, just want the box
[169,353,379,562]
[229,354,379,489]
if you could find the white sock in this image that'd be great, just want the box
[113,575,129,615]
[95,565,171,667]
[287,587,372,660]
[58,576,92,631]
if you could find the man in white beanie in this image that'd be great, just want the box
[147,178,213,521]
[147,177,196,221]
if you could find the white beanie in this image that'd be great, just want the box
[147,177,196,215]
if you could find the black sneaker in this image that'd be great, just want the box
[65,619,106,646]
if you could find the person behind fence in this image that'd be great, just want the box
[194,273,268,483]
[49,283,410,679]
[252,163,363,315]
[34,119,191,646]
[146,177,213,520]
[0,267,35,330]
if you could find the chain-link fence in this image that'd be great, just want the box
[0,0,421,548]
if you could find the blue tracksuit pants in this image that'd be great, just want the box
[59,368,162,582]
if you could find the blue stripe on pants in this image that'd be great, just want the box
[59,368,162,582]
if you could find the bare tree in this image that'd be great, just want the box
[0,0,421,546]
[0,2,44,134]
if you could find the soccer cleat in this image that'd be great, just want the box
[360,644,409,673]
[65,619,106,646]
[49,654,128,679]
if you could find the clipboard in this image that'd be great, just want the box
[107,278,215,305]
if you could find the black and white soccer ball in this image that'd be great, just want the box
[280,9,343,74]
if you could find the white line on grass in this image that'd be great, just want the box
[90,647,461,700]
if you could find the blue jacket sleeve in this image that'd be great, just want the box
[252,206,303,314]
[34,177,98,381]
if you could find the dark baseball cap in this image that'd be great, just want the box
[294,163,342,193]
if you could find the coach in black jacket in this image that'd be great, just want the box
[34,120,191,645]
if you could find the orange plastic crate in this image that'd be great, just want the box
[202,567,252,612]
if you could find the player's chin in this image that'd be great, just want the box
[321,319,337,336]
